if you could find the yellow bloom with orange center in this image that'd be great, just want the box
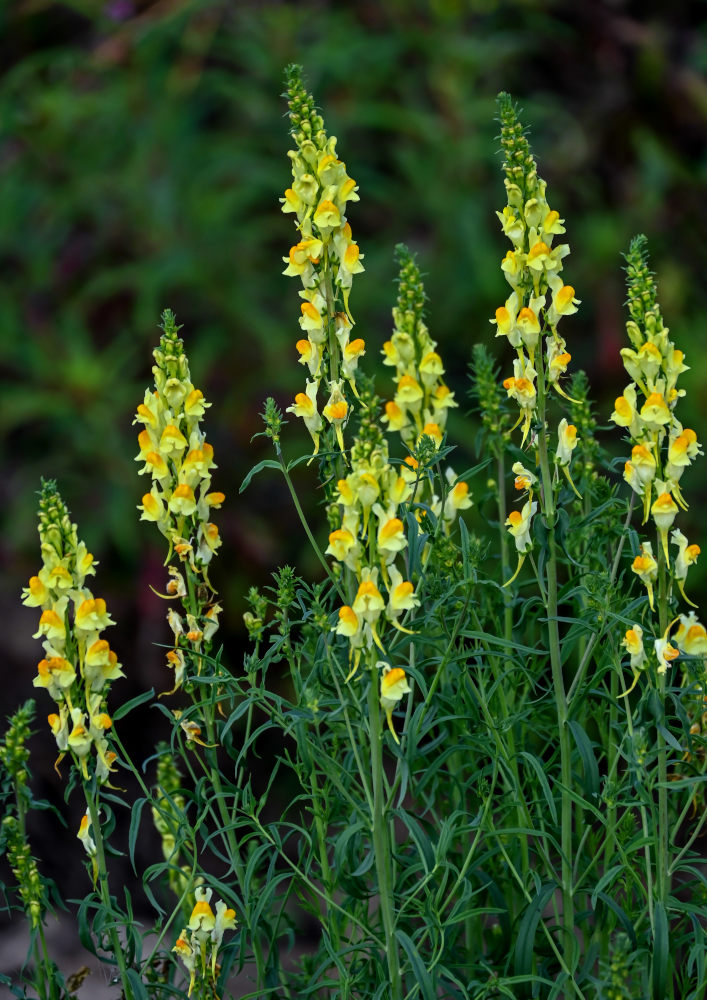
[352,579,385,623]
[75,598,114,633]
[21,575,49,608]
[527,240,551,270]
[299,301,323,333]
[419,422,443,447]
[640,392,671,427]
[674,613,707,657]
[381,400,409,433]
[380,666,412,743]
[159,424,189,455]
[631,542,658,610]
[313,198,341,229]
[168,484,197,517]
[652,490,679,563]
[33,657,76,700]
[395,374,424,411]
[654,636,680,675]
[188,887,216,934]
[377,517,407,558]
[336,605,360,638]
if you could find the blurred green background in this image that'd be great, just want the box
[3,0,707,892]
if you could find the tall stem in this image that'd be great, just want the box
[496,446,514,646]
[368,660,402,1000]
[655,537,670,913]
[84,789,133,999]
[535,355,574,951]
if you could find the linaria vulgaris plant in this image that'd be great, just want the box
[4,66,707,1000]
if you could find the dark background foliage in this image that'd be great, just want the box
[3,0,707,906]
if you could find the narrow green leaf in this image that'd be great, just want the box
[128,797,147,875]
[396,929,435,1000]
[590,863,624,907]
[594,891,637,947]
[514,881,556,988]
[652,899,669,1000]
[112,688,154,721]
[394,809,435,874]
[519,751,558,824]
[126,968,149,1000]
[657,723,684,753]
[239,459,281,493]
[568,720,600,799]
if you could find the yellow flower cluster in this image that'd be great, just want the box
[21,481,122,783]
[381,246,458,452]
[135,310,224,693]
[281,65,364,456]
[493,94,579,446]
[381,246,471,537]
[611,238,702,609]
[329,436,419,671]
[173,886,236,996]
[615,238,706,687]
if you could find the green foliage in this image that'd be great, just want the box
[4,43,707,1000]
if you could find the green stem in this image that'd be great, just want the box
[567,494,635,706]
[535,353,574,954]
[496,444,514,644]
[623,693,655,930]
[202,709,268,989]
[470,607,530,895]
[368,660,402,1000]
[84,789,134,999]
[601,662,619,964]
[655,531,670,913]
[276,443,346,602]
[37,923,59,1000]
[307,723,340,952]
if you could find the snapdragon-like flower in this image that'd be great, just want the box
[621,624,647,694]
[504,499,538,586]
[494,93,579,445]
[282,65,364,453]
[611,236,703,614]
[631,542,658,612]
[135,310,224,694]
[671,529,700,608]
[173,886,237,995]
[673,612,707,658]
[379,664,412,744]
[21,481,122,782]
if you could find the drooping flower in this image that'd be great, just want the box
[380,665,412,743]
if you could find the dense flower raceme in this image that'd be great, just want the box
[382,247,472,531]
[382,247,458,448]
[328,426,420,717]
[281,64,364,456]
[173,886,237,997]
[135,310,224,694]
[493,93,580,445]
[21,481,123,785]
[493,95,581,580]
[612,237,706,684]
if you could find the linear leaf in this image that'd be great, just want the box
[396,929,435,1000]
[519,751,558,824]
[652,899,669,1000]
[514,881,556,988]
[239,459,281,493]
